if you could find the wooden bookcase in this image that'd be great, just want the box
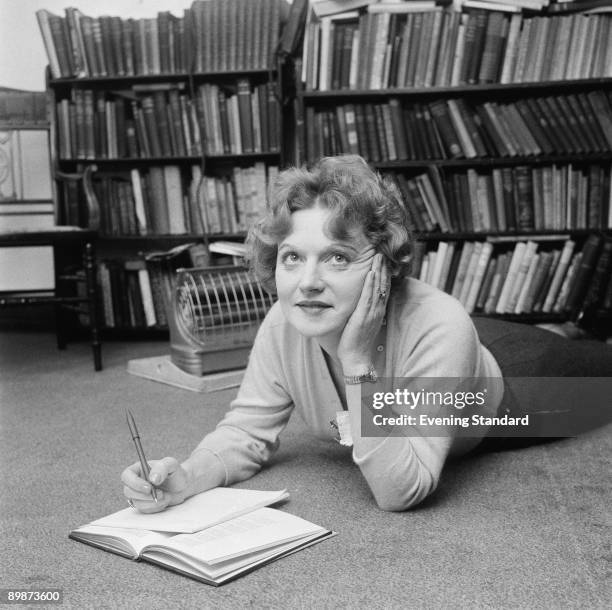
[41,0,289,332]
[294,2,612,332]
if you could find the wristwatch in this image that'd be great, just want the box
[344,365,377,385]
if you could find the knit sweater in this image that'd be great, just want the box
[195,278,504,510]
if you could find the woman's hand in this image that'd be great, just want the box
[337,253,390,376]
[121,457,191,514]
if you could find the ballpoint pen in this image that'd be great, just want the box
[126,409,158,503]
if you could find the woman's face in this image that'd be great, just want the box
[275,205,376,342]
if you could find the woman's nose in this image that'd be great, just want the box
[299,261,324,292]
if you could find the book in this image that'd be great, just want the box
[564,234,602,316]
[70,487,333,586]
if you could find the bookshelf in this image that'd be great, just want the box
[40,0,289,332]
[294,1,612,332]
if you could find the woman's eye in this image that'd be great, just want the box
[330,253,349,266]
[281,252,300,265]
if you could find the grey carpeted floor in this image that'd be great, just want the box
[1,330,611,609]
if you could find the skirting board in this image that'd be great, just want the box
[127,355,244,393]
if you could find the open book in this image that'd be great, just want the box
[69,488,333,586]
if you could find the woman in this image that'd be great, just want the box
[122,155,612,512]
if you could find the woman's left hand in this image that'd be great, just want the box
[337,253,390,375]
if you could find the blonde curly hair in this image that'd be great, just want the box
[246,155,414,293]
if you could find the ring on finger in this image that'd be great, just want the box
[378,290,387,301]
[127,498,135,509]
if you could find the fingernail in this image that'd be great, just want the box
[150,473,161,485]
[142,483,150,492]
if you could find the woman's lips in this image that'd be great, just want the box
[296,301,332,314]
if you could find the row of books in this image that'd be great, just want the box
[37,0,287,80]
[304,90,612,163]
[197,81,281,156]
[98,241,252,329]
[98,242,210,329]
[386,163,612,234]
[301,6,612,91]
[55,79,281,160]
[89,163,277,237]
[412,234,612,317]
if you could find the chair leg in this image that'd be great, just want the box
[54,246,67,350]
[84,241,102,371]
[55,302,67,350]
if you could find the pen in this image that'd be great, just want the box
[126,409,158,503]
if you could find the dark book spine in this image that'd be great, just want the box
[428,100,463,159]
[110,16,126,76]
[513,166,534,230]
[564,234,602,317]
[266,81,281,153]
[153,91,174,157]
[466,10,489,85]
[167,90,187,157]
[237,78,254,154]
[388,98,409,161]
[586,165,604,229]
[514,98,555,156]
[364,104,381,162]
[578,236,612,318]
[254,85,268,154]
[141,96,163,157]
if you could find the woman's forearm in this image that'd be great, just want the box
[181,447,227,498]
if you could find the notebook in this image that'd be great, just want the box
[69,487,334,586]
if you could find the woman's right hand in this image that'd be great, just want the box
[121,456,191,514]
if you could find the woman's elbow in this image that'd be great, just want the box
[371,473,439,512]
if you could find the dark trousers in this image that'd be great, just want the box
[472,318,612,452]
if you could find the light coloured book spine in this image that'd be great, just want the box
[429,241,450,290]
[542,239,576,312]
[465,242,494,314]
[318,17,332,91]
[450,15,468,87]
[138,268,157,327]
[437,241,456,292]
[370,13,391,90]
[447,99,478,158]
[499,13,523,84]
[553,252,581,313]
[459,242,484,307]
[130,169,148,235]
[514,252,541,314]
[451,241,475,300]
[419,254,430,284]
[163,165,187,234]
[348,29,360,89]
[98,261,115,327]
[495,241,527,314]
[505,240,538,313]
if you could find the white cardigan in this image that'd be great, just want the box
[194,278,504,510]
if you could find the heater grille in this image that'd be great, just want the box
[169,265,275,375]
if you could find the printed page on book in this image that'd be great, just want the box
[144,531,333,585]
[144,507,329,565]
[87,487,290,533]
[140,507,333,584]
